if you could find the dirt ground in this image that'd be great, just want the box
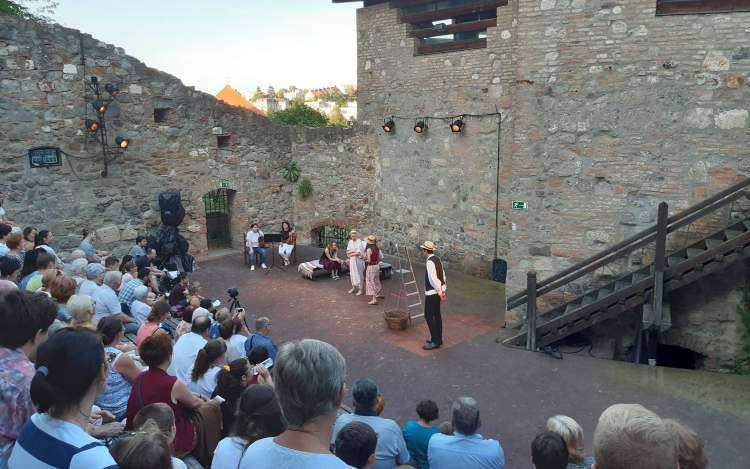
[190,245,750,468]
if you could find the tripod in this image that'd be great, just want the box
[228,295,251,332]
[265,241,286,275]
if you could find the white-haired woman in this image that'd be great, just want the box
[547,415,595,469]
[130,285,152,324]
[65,258,89,290]
[67,294,97,330]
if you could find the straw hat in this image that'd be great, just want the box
[420,241,437,251]
[365,235,377,243]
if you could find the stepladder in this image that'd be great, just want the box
[384,244,423,328]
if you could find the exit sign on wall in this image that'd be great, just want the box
[512,201,528,210]
[220,179,230,188]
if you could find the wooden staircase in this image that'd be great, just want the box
[503,179,750,353]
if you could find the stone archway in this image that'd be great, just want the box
[203,188,236,251]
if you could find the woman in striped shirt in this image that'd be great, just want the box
[9,328,119,469]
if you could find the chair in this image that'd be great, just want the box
[243,249,261,267]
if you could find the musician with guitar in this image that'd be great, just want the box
[245,223,267,271]
[279,221,297,266]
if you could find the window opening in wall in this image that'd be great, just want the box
[656,0,750,15]
[217,135,230,148]
[654,344,704,370]
[397,0,503,55]
[316,226,349,249]
[154,108,170,123]
[203,189,232,250]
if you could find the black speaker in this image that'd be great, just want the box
[159,192,185,227]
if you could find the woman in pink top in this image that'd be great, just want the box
[136,301,172,350]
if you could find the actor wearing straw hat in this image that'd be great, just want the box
[346,230,366,295]
[364,235,384,305]
[421,241,446,350]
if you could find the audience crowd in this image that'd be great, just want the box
[0,221,710,469]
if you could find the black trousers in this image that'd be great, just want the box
[424,294,442,344]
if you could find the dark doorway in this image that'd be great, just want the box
[203,189,232,250]
[316,226,349,248]
[656,344,702,370]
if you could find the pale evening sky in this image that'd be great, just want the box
[51,0,360,96]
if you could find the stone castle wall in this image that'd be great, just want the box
[0,15,376,259]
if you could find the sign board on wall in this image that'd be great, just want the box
[512,201,528,210]
[220,179,230,188]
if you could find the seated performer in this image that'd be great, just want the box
[245,224,267,271]
[279,221,296,266]
[320,242,343,280]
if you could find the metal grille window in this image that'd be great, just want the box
[656,0,750,15]
[316,226,350,249]
[203,189,232,250]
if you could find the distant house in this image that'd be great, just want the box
[215,85,266,116]
[341,84,357,94]
[305,86,341,101]
[253,98,288,113]
[284,90,302,100]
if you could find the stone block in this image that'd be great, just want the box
[120,228,138,241]
[586,230,612,243]
[588,168,606,178]
[685,108,713,129]
[529,245,551,257]
[62,64,77,74]
[715,110,747,129]
[97,226,120,244]
[702,52,730,71]
[691,187,707,198]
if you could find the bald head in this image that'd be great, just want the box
[191,315,211,338]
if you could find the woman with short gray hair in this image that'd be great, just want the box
[239,339,350,469]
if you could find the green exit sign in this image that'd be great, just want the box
[512,201,528,210]
[220,179,230,188]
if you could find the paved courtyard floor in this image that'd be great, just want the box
[191,245,750,468]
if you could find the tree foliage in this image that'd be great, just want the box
[271,103,328,128]
[317,90,349,107]
[266,85,276,98]
[251,86,265,101]
[326,106,349,128]
[1,0,57,22]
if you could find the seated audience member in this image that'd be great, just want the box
[547,415,595,469]
[21,228,36,252]
[119,268,149,311]
[65,258,89,289]
[168,273,189,307]
[125,334,210,457]
[200,298,217,315]
[67,294,97,330]
[131,285,152,324]
[8,328,119,469]
[136,301,172,350]
[0,291,57,465]
[132,403,188,469]
[49,274,77,322]
[210,307,231,339]
[119,259,137,287]
[79,262,106,296]
[104,256,120,272]
[171,316,211,384]
[592,404,677,469]
[174,305,196,342]
[403,400,440,469]
[428,397,505,469]
[17,248,39,290]
[0,256,20,291]
[247,346,274,386]
[335,421,378,469]
[664,419,707,469]
[93,271,139,334]
[245,316,277,361]
[33,230,59,259]
[79,229,109,264]
[129,236,148,259]
[0,224,11,256]
[136,248,165,292]
[219,318,245,363]
[3,234,23,286]
[186,282,203,309]
[438,422,453,436]
[110,420,172,469]
[212,359,251,438]
[24,252,56,292]
[238,339,350,469]
[532,431,569,469]
[228,313,249,358]
[38,269,61,295]
[332,378,409,469]
[212,384,287,469]
[69,249,87,263]
[188,339,227,397]
[95,316,143,422]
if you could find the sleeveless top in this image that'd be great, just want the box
[320,248,337,263]
[367,246,381,265]
[136,322,161,350]
[94,347,131,418]
[126,368,195,452]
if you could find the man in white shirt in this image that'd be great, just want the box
[346,230,366,295]
[92,271,139,334]
[170,316,210,383]
[421,241,446,351]
[245,223,267,271]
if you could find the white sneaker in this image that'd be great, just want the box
[251,265,255,271]
[285,260,290,266]
[261,263,267,269]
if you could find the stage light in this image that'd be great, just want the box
[104,83,119,97]
[85,119,99,131]
[115,136,130,149]
[451,119,463,133]
[414,120,426,134]
[92,100,107,114]
[383,119,395,133]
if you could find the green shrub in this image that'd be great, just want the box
[298,179,313,197]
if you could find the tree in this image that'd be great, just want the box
[271,103,328,128]
[327,106,349,128]
[318,90,349,108]
[251,86,265,101]
[277,88,288,99]
[1,0,58,22]
[266,85,276,98]
[289,85,297,92]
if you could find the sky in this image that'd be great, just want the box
[51,0,360,96]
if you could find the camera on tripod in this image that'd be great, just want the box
[228,286,239,298]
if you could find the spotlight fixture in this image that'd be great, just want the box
[451,119,464,133]
[414,120,426,134]
[92,100,107,114]
[104,83,119,97]
[115,137,130,149]
[85,119,99,131]
[383,119,395,133]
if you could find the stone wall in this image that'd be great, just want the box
[0,15,374,260]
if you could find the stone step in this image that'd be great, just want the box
[725,229,744,240]
[705,238,724,249]
[686,247,706,258]
[597,288,614,300]
[667,256,686,267]
[565,301,582,315]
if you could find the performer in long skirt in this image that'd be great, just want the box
[346,230,366,295]
[364,235,383,305]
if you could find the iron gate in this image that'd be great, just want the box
[316,226,349,248]
[203,189,231,250]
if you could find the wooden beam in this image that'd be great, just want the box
[411,18,497,38]
[401,1,505,24]
[417,38,487,54]
[657,0,750,15]
[391,0,440,8]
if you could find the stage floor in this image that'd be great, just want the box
[191,245,750,468]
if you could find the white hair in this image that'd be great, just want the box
[133,285,148,300]
[70,249,87,261]
[65,258,88,277]
[548,415,586,463]
[67,294,94,323]
[102,270,122,288]
[192,307,211,320]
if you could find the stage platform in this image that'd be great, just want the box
[190,244,750,468]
